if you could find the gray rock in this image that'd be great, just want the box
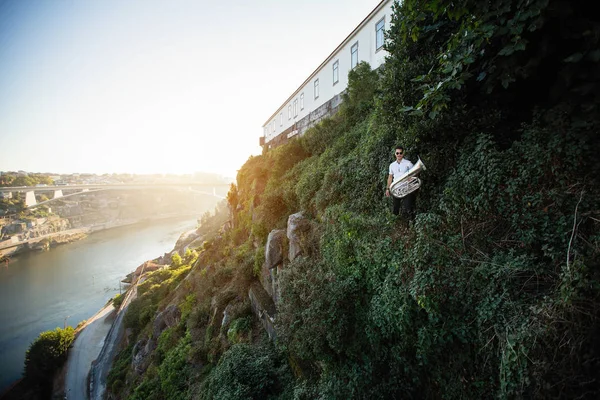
[287,212,310,261]
[248,283,277,340]
[152,304,181,340]
[265,229,286,270]
[173,229,201,253]
[259,263,274,298]
[260,229,286,298]
[131,337,155,374]
[221,304,233,328]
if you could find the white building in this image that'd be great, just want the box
[261,0,393,148]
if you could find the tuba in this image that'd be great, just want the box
[390,157,426,199]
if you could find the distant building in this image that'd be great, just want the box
[261,0,393,149]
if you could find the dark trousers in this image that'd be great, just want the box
[393,191,416,217]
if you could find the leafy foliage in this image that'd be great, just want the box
[24,326,75,393]
[199,342,293,400]
[108,1,600,399]
[112,293,124,309]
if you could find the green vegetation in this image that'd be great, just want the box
[112,293,124,309]
[23,327,75,397]
[199,342,293,400]
[108,1,599,399]
[0,193,25,215]
[0,173,53,187]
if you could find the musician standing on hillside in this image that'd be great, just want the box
[385,146,416,217]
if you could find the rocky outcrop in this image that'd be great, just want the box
[131,337,154,374]
[173,229,202,253]
[265,229,286,270]
[152,305,181,339]
[260,229,286,300]
[248,282,277,340]
[221,304,233,328]
[132,305,181,374]
[287,212,310,261]
[253,213,312,339]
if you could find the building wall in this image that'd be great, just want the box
[262,0,393,146]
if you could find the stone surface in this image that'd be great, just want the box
[152,304,181,340]
[173,229,201,253]
[221,304,233,328]
[132,337,154,374]
[265,229,286,270]
[259,264,274,298]
[132,304,181,375]
[287,212,310,261]
[273,265,283,304]
[260,229,286,297]
[248,282,277,340]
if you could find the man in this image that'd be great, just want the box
[385,146,416,217]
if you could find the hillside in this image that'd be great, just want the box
[106,1,600,399]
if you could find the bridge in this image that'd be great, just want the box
[0,183,231,208]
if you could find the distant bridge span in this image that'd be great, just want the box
[0,183,230,208]
[0,183,230,192]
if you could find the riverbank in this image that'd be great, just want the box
[0,215,200,395]
[0,212,199,261]
[0,303,118,400]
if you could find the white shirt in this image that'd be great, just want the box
[389,159,414,181]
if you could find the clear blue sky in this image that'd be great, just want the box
[0,0,384,177]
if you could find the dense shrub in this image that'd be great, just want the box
[24,326,75,393]
[112,293,124,309]
[199,342,293,400]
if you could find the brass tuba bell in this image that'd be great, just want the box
[390,157,426,199]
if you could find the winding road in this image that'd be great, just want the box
[90,280,140,400]
[64,305,115,400]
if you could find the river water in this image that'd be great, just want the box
[0,217,198,392]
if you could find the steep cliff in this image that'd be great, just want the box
[107,1,600,399]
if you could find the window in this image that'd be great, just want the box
[280,113,283,126]
[351,42,359,69]
[314,79,319,99]
[293,99,298,117]
[376,18,385,50]
[288,105,292,120]
[333,60,339,85]
[300,93,304,110]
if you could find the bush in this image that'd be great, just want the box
[24,327,75,388]
[171,252,183,268]
[199,342,292,400]
[107,345,133,395]
[226,317,252,344]
[157,334,193,400]
[112,293,124,309]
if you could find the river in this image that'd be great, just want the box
[0,217,198,392]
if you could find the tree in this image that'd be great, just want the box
[24,327,75,389]
[171,252,183,268]
[339,61,380,126]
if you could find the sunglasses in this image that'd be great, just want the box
[395,152,403,155]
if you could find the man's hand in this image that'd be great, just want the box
[385,188,390,197]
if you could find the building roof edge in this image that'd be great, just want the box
[262,0,391,127]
